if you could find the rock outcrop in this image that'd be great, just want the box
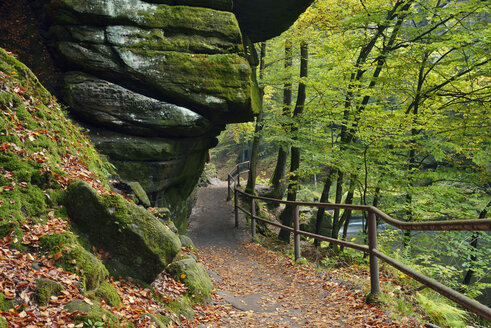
[38,0,311,231]
[43,0,260,230]
[64,180,182,283]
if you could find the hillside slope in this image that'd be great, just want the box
[0,48,210,328]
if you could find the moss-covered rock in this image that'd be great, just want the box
[63,72,213,137]
[179,235,195,249]
[59,244,109,291]
[154,184,200,234]
[129,182,151,208]
[64,299,118,325]
[167,257,213,299]
[38,232,108,291]
[65,180,181,283]
[300,211,333,237]
[34,278,63,306]
[40,0,262,234]
[90,130,216,163]
[0,316,6,328]
[56,43,257,122]
[50,0,241,40]
[86,281,121,307]
[50,24,241,55]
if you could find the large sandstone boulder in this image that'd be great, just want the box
[41,0,310,231]
[45,0,261,229]
[64,180,182,283]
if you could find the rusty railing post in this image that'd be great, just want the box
[251,197,256,240]
[227,175,231,201]
[237,165,241,187]
[293,204,300,261]
[368,210,380,300]
[234,187,239,228]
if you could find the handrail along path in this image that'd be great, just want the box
[226,161,491,321]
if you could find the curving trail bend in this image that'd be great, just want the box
[187,182,418,328]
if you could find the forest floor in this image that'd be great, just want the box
[187,182,423,328]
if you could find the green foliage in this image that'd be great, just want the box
[211,0,490,323]
[84,319,105,328]
[416,292,468,328]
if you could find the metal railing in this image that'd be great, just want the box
[226,161,491,321]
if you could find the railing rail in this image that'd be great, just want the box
[226,161,491,321]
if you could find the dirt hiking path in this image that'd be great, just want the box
[187,183,418,328]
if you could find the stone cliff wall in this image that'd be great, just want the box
[44,0,262,231]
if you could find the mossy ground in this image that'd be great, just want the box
[0,48,112,251]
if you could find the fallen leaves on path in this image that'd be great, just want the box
[192,242,422,328]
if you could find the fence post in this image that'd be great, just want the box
[237,165,241,187]
[234,188,239,228]
[368,210,380,300]
[227,175,231,201]
[293,204,301,261]
[251,197,256,240]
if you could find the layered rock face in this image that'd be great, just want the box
[45,0,261,231]
[43,0,311,231]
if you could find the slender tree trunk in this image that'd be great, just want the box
[340,174,357,245]
[462,201,490,285]
[314,167,335,247]
[329,171,344,250]
[278,41,308,242]
[404,54,427,248]
[269,40,293,199]
[246,42,267,195]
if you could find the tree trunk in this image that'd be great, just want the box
[278,41,308,242]
[246,42,267,195]
[329,171,344,250]
[269,40,293,199]
[340,175,357,251]
[314,167,335,247]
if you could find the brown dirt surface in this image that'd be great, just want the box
[187,183,422,327]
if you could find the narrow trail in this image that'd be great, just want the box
[187,182,416,328]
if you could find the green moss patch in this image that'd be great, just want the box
[0,47,113,243]
[38,232,77,251]
[34,278,62,306]
[86,281,121,307]
[0,292,15,312]
[64,299,118,326]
